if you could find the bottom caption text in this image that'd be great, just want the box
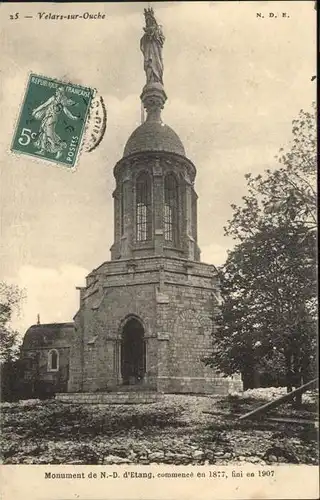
[44,469,275,480]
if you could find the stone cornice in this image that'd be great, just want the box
[93,255,219,275]
[114,151,196,179]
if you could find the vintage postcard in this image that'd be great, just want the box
[0,1,318,500]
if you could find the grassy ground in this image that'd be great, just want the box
[1,390,318,465]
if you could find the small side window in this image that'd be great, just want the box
[48,349,59,371]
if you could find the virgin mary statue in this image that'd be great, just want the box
[140,8,165,85]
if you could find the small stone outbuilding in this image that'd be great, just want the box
[19,323,74,397]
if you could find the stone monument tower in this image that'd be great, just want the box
[68,9,242,395]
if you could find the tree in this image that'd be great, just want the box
[207,103,317,393]
[0,282,25,363]
[226,103,316,240]
[210,225,316,390]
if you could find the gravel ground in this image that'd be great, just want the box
[1,391,318,465]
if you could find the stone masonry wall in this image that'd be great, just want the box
[68,256,242,395]
[69,280,159,392]
[21,347,70,394]
[155,265,234,394]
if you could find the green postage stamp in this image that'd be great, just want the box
[11,74,94,168]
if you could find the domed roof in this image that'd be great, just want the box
[123,121,185,157]
[22,323,75,349]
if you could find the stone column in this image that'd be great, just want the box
[153,158,164,255]
[156,286,170,392]
[119,168,133,258]
[110,187,120,259]
[184,173,195,260]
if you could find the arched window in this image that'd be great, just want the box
[48,349,59,371]
[164,174,178,243]
[136,172,152,242]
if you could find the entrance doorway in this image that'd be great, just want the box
[121,318,146,385]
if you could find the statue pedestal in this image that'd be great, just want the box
[141,83,167,122]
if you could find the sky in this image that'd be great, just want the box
[0,1,316,336]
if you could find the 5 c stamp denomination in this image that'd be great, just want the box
[11,73,94,168]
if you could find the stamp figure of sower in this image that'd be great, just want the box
[32,87,78,160]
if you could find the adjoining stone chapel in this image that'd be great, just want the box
[20,9,242,398]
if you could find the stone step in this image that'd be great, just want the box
[109,384,156,393]
[55,391,161,404]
